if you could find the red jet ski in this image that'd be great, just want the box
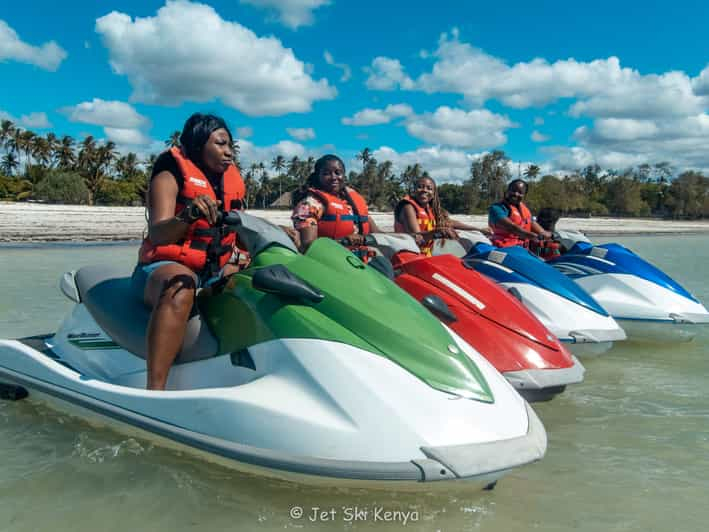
[367,233,585,402]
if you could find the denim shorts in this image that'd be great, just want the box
[130,261,225,299]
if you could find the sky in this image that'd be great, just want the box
[2,0,709,183]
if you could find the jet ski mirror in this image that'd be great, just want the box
[221,211,299,257]
[421,295,457,323]
[251,264,324,304]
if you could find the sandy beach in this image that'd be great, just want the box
[2,201,709,242]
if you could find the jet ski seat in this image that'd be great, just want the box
[73,265,218,363]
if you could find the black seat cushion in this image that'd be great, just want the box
[74,265,218,363]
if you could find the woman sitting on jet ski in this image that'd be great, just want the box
[291,154,384,254]
[488,179,552,248]
[394,176,489,254]
[132,113,246,390]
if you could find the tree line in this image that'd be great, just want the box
[1,120,708,219]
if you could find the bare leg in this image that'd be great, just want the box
[143,264,198,390]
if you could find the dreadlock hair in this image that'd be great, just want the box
[396,176,448,229]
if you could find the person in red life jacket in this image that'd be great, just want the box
[488,179,552,248]
[291,154,383,254]
[394,176,490,254]
[131,113,246,390]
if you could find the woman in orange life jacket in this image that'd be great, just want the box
[131,113,246,391]
[488,178,552,249]
[394,176,490,254]
[291,154,383,254]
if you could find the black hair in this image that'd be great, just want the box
[293,154,346,204]
[536,207,561,231]
[179,113,233,166]
[293,154,368,233]
[507,178,528,195]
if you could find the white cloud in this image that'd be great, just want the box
[568,70,703,119]
[236,126,253,138]
[365,57,415,90]
[59,98,148,129]
[368,145,479,183]
[531,130,550,142]
[0,110,52,129]
[0,19,67,71]
[286,127,315,140]
[95,1,336,116]
[104,127,152,146]
[324,50,351,82]
[342,103,413,126]
[547,114,709,173]
[371,30,707,122]
[60,99,152,147]
[692,64,709,96]
[239,139,308,168]
[534,116,544,125]
[239,0,330,29]
[404,106,516,149]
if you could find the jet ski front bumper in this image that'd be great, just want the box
[503,356,585,402]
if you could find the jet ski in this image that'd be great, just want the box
[366,233,584,402]
[445,231,626,356]
[546,230,709,342]
[0,212,545,489]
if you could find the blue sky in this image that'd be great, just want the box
[2,0,709,182]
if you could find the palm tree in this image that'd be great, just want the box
[356,147,372,172]
[6,126,24,155]
[258,172,271,208]
[55,135,76,169]
[165,130,181,148]
[44,132,58,168]
[524,164,541,180]
[31,135,52,168]
[0,119,15,149]
[271,154,286,200]
[115,152,140,180]
[1,152,19,176]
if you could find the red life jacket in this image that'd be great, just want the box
[139,147,246,274]
[529,239,561,259]
[490,201,533,248]
[309,187,370,239]
[394,196,436,255]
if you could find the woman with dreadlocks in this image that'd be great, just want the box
[394,176,489,255]
[291,154,383,254]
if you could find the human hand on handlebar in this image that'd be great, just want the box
[434,227,459,240]
[342,233,366,246]
[192,195,222,225]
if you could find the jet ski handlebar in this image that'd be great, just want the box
[338,234,377,247]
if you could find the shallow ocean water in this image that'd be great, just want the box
[1,235,708,531]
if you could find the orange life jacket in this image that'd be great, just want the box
[139,147,246,274]
[490,201,532,248]
[309,187,370,239]
[394,196,436,255]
